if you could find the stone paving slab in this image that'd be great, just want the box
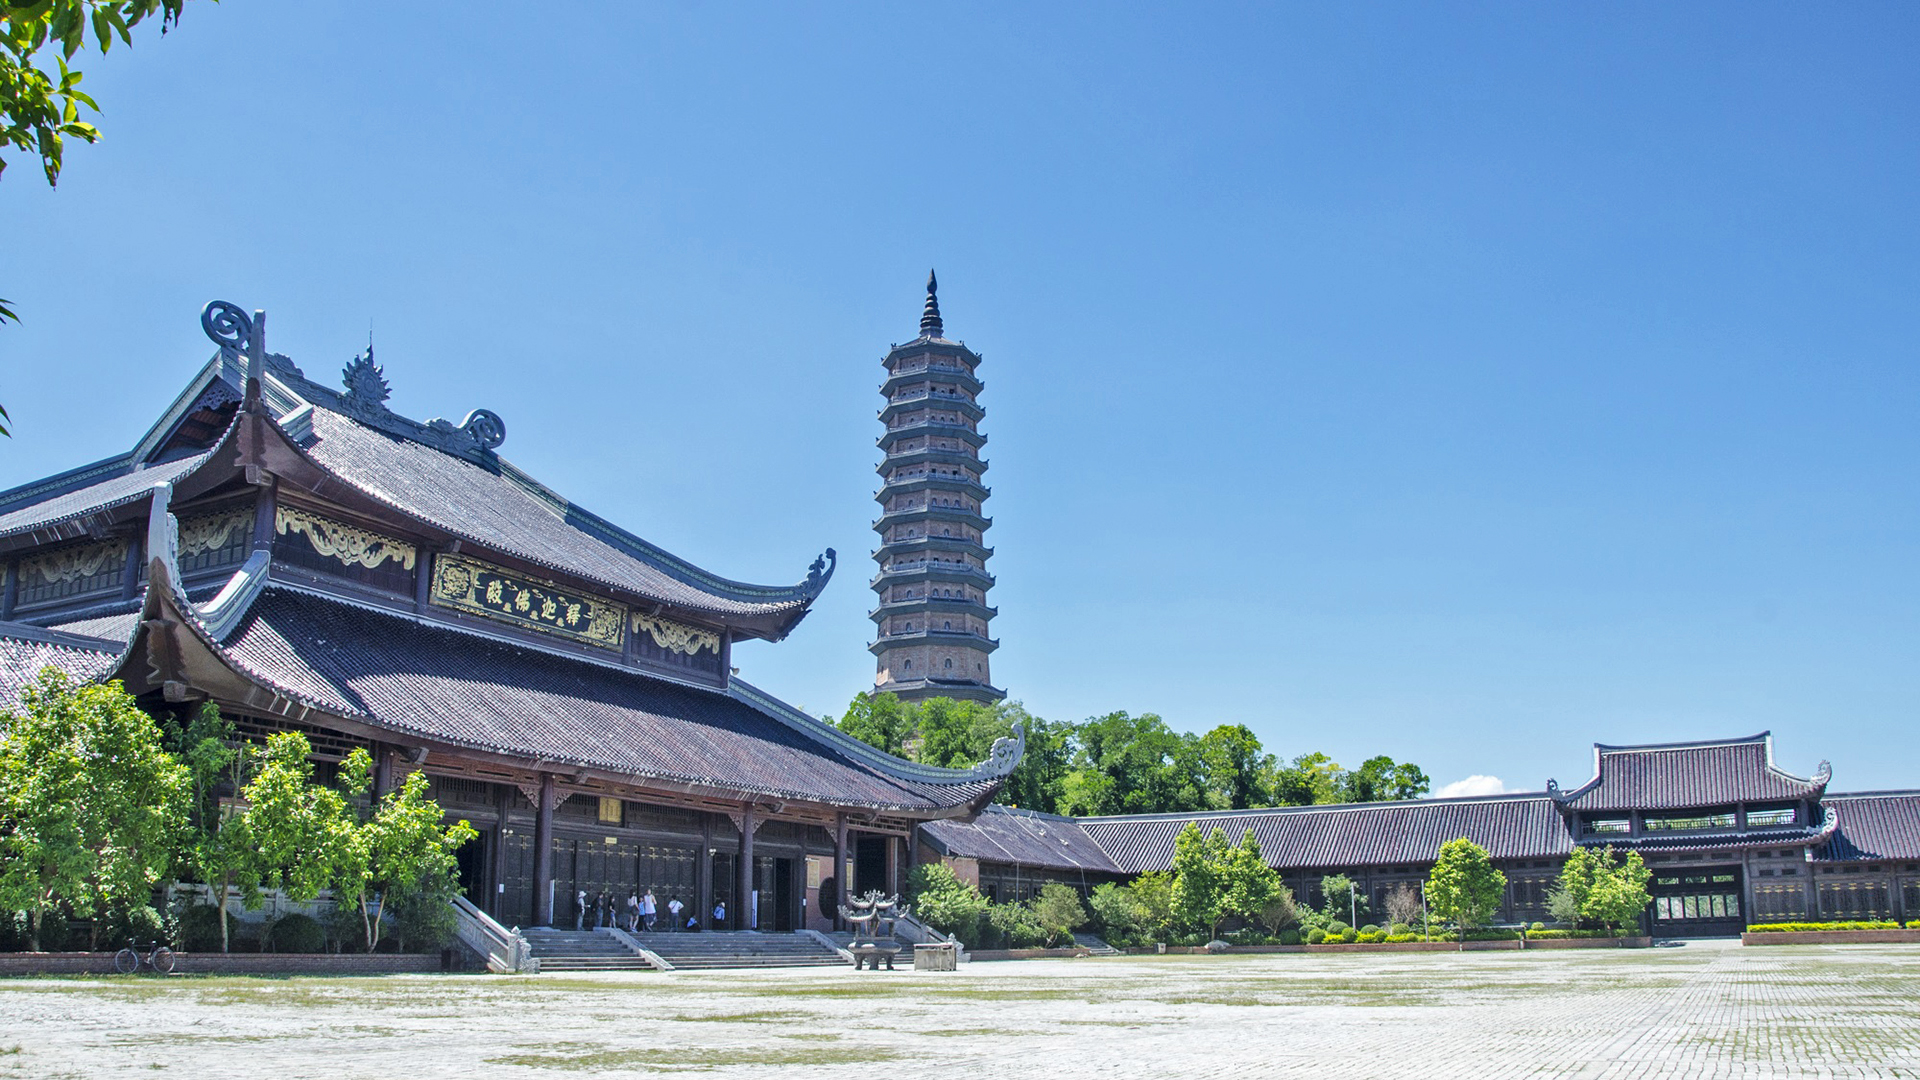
[1,939,1917,1078]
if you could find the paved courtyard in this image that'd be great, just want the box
[3,941,1919,1078]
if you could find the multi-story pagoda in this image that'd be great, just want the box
[870,273,1003,704]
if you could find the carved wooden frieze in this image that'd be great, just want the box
[431,553,626,650]
[20,539,126,588]
[275,506,416,571]
[633,612,721,656]
[177,506,252,560]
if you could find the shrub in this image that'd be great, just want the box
[1338,927,1358,944]
[1031,882,1089,948]
[1388,922,1412,937]
[266,913,327,953]
[1355,930,1385,944]
[1088,882,1145,948]
[908,864,991,949]
[1384,933,1423,943]
[1306,928,1328,944]
[1359,924,1380,935]
[985,902,1048,949]
[1745,921,1901,934]
[1462,929,1521,941]
[1327,920,1350,936]
[176,905,224,952]
[1530,921,1546,932]
[1277,929,1301,946]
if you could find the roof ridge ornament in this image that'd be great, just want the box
[919,269,942,339]
[201,300,267,412]
[340,346,392,417]
[804,548,837,595]
[968,721,1025,780]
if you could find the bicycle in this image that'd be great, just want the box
[113,939,175,975]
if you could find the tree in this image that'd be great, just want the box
[169,702,256,952]
[1318,872,1365,925]
[1271,752,1343,806]
[330,750,475,953]
[1125,871,1176,942]
[1425,838,1507,942]
[1221,831,1282,929]
[832,691,915,758]
[1383,883,1424,928]
[1029,881,1088,948]
[0,669,188,949]
[1547,847,1602,930]
[1193,725,1275,810]
[1170,823,1232,938]
[238,732,350,909]
[2,1,205,186]
[907,862,989,948]
[1340,755,1431,802]
[1582,847,1651,933]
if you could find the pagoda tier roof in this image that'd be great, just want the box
[877,448,988,476]
[1817,792,1920,862]
[1078,795,1573,875]
[881,367,982,399]
[0,622,125,711]
[1551,734,1828,812]
[921,805,1124,874]
[0,450,210,544]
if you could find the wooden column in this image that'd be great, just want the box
[250,490,275,551]
[833,813,849,931]
[696,814,714,930]
[119,536,142,601]
[737,805,756,930]
[370,744,393,802]
[1,559,17,620]
[886,834,900,897]
[490,785,510,919]
[533,773,556,926]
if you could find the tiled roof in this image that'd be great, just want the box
[292,406,822,621]
[1818,792,1920,862]
[212,585,995,811]
[1554,735,1825,812]
[921,806,1125,874]
[1079,795,1573,875]
[0,624,124,712]
[0,452,206,540]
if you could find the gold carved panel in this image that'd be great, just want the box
[20,539,126,587]
[275,506,416,571]
[632,612,721,656]
[430,553,626,650]
[178,507,253,559]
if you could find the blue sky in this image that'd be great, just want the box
[2,3,1915,794]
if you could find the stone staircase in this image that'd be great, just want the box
[629,930,847,970]
[1073,933,1121,957]
[521,928,654,972]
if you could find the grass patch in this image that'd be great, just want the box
[673,1010,807,1024]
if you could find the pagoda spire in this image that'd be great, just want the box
[919,269,943,339]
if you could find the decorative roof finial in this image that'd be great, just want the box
[919,269,942,338]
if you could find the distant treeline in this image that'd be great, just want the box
[829,692,1430,817]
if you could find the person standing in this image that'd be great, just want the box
[667,895,684,932]
[641,888,658,931]
[625,891,640,932]
[713,899,726,930]
[574,889,588,931]
[596,889,611,929]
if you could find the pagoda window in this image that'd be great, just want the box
[903,659,912,670]
[1645,811,1736,832]
[1582,818,1630,836]
[944,659,953,669]
[1747,806,1797,828]
[15,537,129,609]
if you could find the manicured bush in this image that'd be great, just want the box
[177,905,225,952]
[1277,929,1301,946]
[1337,927,1358,943]
[1745,921,1903,933]
[1355,930,1385,944]
[1388,922,1412,937]
[1462,929,1521,941]
[267,913,327,953]
[908,863,991,949]
[1306,928,1328,944]
[1526,928,1625,940]
[1384,933,1423,943]
[1327,920,1350,936]
[1530,921,1546,932]
[1359,923,1380,935]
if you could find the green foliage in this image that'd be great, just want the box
[984,899,1048,949]
[1319,873,1365,921]
[328,752,477,953]
[1746,921,1905,933]
[1,1,199,187]
[1125,871,1175,940]
[1551,846,1651,931]
[1029,881,1088,948]
[1425,838,1507,938]
[830,693,1430,817]
[265,912,325,953]
[0,670,189,949]
[169,703,253,952]
[1170,824,1229,937]
[906,862,989,948]
[1276,928,1301,945]
[1256,886,1300,935]
[1087,881,1143,946]
[176,904,223,952]
[1305,927,1327,944]
[239,732,349,905]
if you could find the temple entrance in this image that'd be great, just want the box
[1650,865,1744,937]
[711,853,737,929]
[854,835,887,895]
[754,857,798,931]
[457,828,491,909]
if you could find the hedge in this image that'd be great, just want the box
[1745,920,1915,933]
[1525,929,1630,940]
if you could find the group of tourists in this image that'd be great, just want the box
[573,887,713,932]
